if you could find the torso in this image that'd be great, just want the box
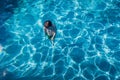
[45,26,56,37]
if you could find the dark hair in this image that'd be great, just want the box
[44,20,52,27]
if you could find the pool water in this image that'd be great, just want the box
[0,0,120,80]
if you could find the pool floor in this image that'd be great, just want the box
[0,0,120,80]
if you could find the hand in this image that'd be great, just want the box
[51,37,54,41]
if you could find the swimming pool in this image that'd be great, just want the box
[0,0,120,80]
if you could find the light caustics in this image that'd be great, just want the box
[0,0,120,80]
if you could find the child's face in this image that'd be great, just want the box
[44,22,49,28]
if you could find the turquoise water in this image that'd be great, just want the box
[0,0,120,80]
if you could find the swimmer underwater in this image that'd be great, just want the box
[43,20,56,44]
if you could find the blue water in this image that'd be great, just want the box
[0,0,120,80]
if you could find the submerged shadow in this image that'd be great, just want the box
[0,0,19,46]
[0,0,19,26]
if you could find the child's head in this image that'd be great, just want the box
[44,20,52,28]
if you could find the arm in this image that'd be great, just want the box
[44,27,47,35]
[51,32,56,41]
[50,25,56,40]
